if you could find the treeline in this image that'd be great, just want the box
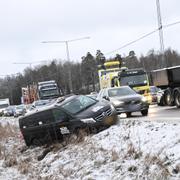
[0,48,180,105]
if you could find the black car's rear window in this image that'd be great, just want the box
[20,110,54,127]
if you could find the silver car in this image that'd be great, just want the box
[97,86,149,117]
[14,105,26,117]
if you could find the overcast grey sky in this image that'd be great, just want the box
[0,0,180,75]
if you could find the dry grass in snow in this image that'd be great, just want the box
[0,117,180,180]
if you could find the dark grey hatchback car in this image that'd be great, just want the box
[19,95,117,146]
[97,86,149,117]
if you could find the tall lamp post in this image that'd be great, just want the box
[42,36,90,93]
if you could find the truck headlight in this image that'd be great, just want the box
[80,118,96,124]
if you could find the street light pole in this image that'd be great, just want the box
[13,62,32,68]
[42,36,90,93]
[65,41,70,61]
[13,60,47,69]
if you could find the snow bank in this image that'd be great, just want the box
[0,116,19,127]
[0,118,180,180]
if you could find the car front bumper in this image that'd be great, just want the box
[115,102,149,114]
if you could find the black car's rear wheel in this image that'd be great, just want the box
[141,109,148,116]
[126,112,132,118]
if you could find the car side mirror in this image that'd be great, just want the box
[31,105,35,109]
[135,90,140,94]
[103,96,110,101]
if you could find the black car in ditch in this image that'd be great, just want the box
[19,95,117,146]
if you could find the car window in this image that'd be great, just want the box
[52,109,69,122]
[61,95,97,114]
[16,105,25,109]
[25,110,54,125]
[108,87,136,97]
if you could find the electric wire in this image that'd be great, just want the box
[105,28,159,55]
[105,19,180,55]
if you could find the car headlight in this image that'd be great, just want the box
[110,104,115,111]
[141,96,147,102]
[80,118,96,124]
[112,100,124,106]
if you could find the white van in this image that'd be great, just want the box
[0,98,10,116]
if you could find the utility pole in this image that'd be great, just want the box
[156,0,166,68]
[42,36,90,93]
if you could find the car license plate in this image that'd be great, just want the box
[60,127,70,134]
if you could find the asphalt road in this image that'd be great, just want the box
[120,105,180,123]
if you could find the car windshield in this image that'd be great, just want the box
[34,100,49,106]
[108,87,137,97]
[16,105,25,109]
[0,104,9,109]
[7,106,15,110]
[61,95,97,114]
[40,89,59,97]
[120,74,148,86]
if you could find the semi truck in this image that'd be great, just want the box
[98,60,152,103]
[151,66,180,108]
[22,80,61,104]
[118,68,151,103]
[38,80,61,100]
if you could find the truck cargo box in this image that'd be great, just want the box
[151,66,180,88]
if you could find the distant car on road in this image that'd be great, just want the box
[157,89,165,106]
[97,86,149,117]
[14,104,26,117]
[19,95,117,146]
[32,99,51,109]
[150,86,161,104]
[3,106,16,116]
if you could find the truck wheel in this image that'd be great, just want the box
[164,89,173,106]
[141,109,148,116]
[158,95,165,106]
[174,91,180,108]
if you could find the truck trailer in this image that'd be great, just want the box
[151,66,180,108]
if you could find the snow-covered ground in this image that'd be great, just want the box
[0,116,180,180]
